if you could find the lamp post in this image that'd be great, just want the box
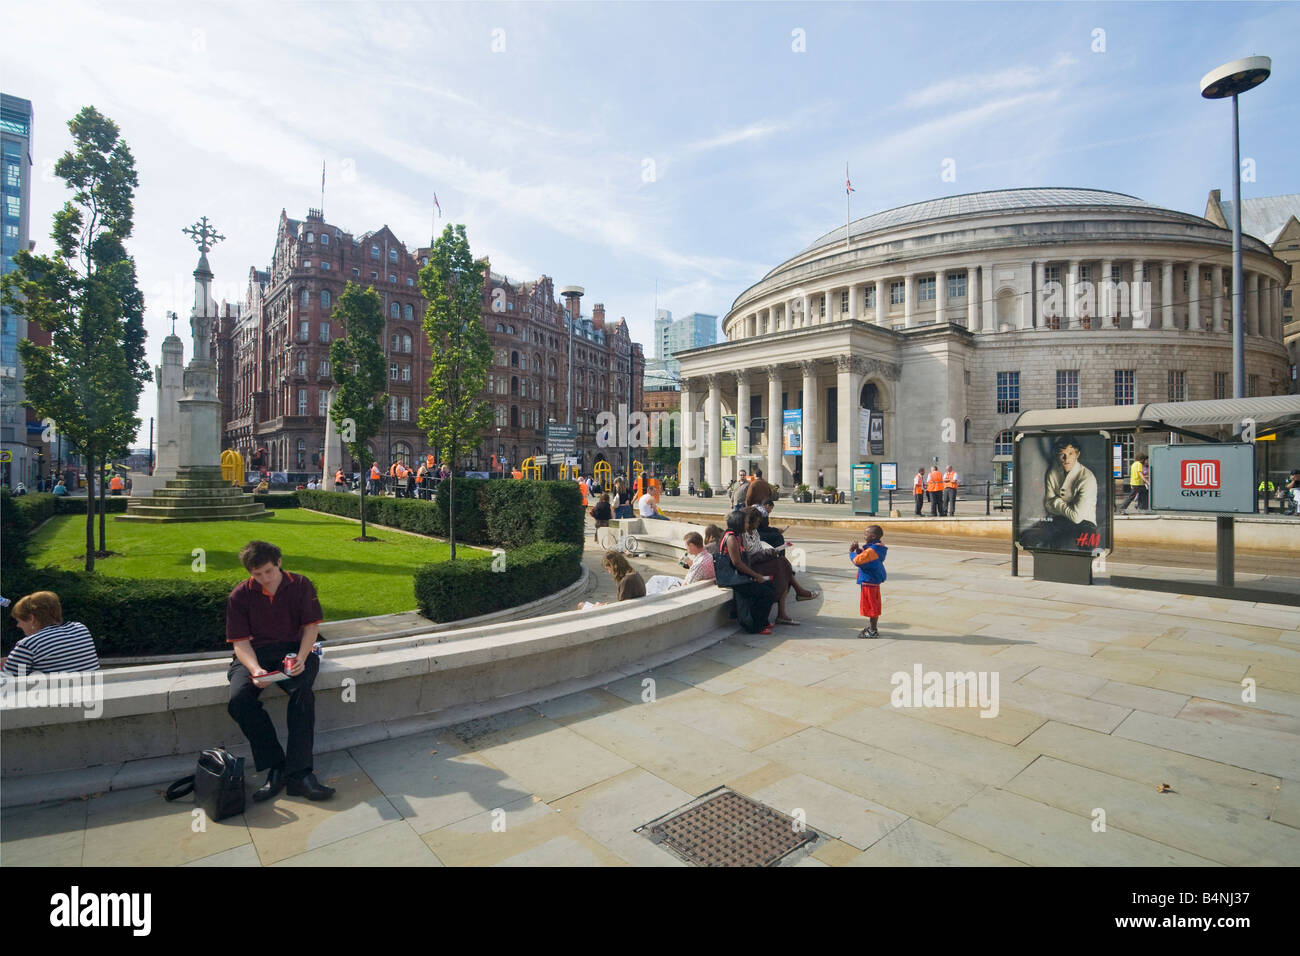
[1200,55,1271,405]
[559,286,583,476]
[496,425,502,478]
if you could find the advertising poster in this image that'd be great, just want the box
[869,414,884,456]
[720,415,737,457]
[782,409,802,456]
[859,411,870,456]
[1014,433,1111,555]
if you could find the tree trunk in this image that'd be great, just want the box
[359,469,367,539]
[448,467,456,561]
[84,445,95,572]
[97,454,107,553]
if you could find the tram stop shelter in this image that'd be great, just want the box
[1012,395,1300,605]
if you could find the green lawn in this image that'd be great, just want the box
[27,510,467,622]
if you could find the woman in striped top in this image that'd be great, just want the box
[3,591,99,675]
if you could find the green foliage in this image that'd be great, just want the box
[328,280,388,539]
[650,444,680,472]
[413,543,582,623]
[0,106,149,572]
[253,492,300,509]
[1,564,234,657]
[1,487,35,570]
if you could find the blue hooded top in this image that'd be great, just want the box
[850,541,887,585]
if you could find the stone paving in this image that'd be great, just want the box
[3,529,1299,866]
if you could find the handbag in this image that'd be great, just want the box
[165,747,247,821]
[712,532,750,588]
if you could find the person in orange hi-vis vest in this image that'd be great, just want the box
[925,466,944,517]
[913,468,926,516]
[369,463,381,495]
[334,468,345,490]
[415,462,426,499]
[579,478,589,507]
[942,466,960,517]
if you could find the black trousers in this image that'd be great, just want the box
[228,642,319,776]
[914,493,924,516]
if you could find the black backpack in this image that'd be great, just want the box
[165,748,246,821]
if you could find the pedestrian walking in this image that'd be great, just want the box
[730,469,750,511]
[817,468,824,489]
[1118,454,1148,513]
[850,525,888,638]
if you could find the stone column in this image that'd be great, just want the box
[969,266,981,332]
[736,372,752,468]
[1261,278,1274,339]
[848,284,858,322]
[800,360,818,486]
[1132,261,1147,328]
[983,263,997,333]
[680,379,697,489]
[935,270,947,326]
[1066,260,1080,328]
[903,275,915,328]
[1247,271,1260,336]
[153,332,185,481]
[800,292,810,329]
[836,355,862,492]
[875,279,887,326]
[1100,258,1115,328]
[1188,266,1202,332]
[1212,265,1225,332]
[706,374,722,489]
[765,365,783,488]
[1162,262,1175,330]
[1038,262,1050,328]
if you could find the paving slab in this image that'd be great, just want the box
[846,817,1026,867]
[750,773,907,851]
[273,819,443,866]
[1113,710,1300,780]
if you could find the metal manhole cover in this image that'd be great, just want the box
[646,789,815,867]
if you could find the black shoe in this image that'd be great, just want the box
[286,772,335,801]
[253,766,285,802]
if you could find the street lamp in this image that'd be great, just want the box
[496,426,502,478]
[1200,55,1271,404]
[559,286,583,476]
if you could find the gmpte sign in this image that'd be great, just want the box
[1181,459,1221,498]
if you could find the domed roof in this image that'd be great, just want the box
[802,187,1168,255]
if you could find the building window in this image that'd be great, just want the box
[401,396,410,420]
[402,364,411,382]
[826,386,837,442]
[1248,374,1259,397]
[996,371,1020,415]
[1056,370,1079,409]
[300,288,310,307]
[320,233,328,246]
[1044,265,1061,285]
[389,248,398,262]
[320,322,330,343]
[297,390,308,416]
[370,271,378,280]
[306,232,315,244]
[319,358,330,377]
[320,290,331,309]
[320,261,331,271]
[1167,369,1186,402]
[298,320,309,341]
[390,363,399,381]
[4,162,18,188]
[1114,369,1135,405]
[406,277,415,287]
[840,290,849,314]
[994,429,1014,456]
[352,267,360,277]
[1214,371,1228,400]
[1115,433,1134,473]
[917,276,936,302]
[890,281,905,305]
[318,391,329,416]
[4,195,20,219]
[371,245,380,259]
[1183,269,1190,295]
[302,260,312,270]
[947,272,967,298]
[1079,265,1090,283]
[403,333,412,352]
[390,303,400,319]
[864,286,876,308]
[297,354,307,376]
[1283,290,1292,308]
[389,274,396,284]
[390,396,398,419]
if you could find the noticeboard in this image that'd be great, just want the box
[850,463,878,515]
[1149,443,1255,514]
[880,462,898,491]
[782,409,802,456]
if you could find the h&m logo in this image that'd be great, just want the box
[1181,460,1220,489]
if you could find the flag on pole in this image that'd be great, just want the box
[433,193,442,218]
[322,160,326,193]
[845,164,854,196]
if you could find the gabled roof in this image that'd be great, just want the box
[1218,194,1300,247]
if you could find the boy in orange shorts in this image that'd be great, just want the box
[850,525,887,638]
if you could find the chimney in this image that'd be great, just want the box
[592,303,605,329]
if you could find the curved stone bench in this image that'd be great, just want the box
[598,518,701,558]
[0,578,736,805]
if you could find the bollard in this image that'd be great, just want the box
[985,481,991,516]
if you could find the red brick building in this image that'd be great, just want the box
[214,208,644,476]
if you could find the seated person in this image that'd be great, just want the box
[3,591,99,675]
[579,551,647,608]
[637,490,667,520]
[740,507,817,613]
[702,524,725,556]
[52,480,68,497]
[255,478,270,494]
[757,499,787,548]
[589,493,613,541]
[645,532,717,594]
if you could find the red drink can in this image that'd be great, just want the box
[283,653,298,675]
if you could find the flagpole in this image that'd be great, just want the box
[321,160,325,217]
[845,162,851,249]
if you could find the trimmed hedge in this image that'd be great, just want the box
[1,564,236,657]
[253,492,299,509]
[297,479,583,548]
[413,542,583,623]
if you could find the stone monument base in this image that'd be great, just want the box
[117,466,273,523]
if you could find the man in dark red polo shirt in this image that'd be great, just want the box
[226,540,334,802]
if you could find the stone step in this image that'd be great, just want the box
[149,489,248,499]
[115,510,276,524]
[123,504,269,518]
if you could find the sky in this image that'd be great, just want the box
[5,1,1298,446]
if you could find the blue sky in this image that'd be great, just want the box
[6,1,1298,444]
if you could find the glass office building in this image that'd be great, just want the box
[1,94,34,488]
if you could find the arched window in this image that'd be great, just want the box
[370,244,380,259]
[402,333,412,353]
[320,233,329,246]
[548,359,557,376]
[393,441,412,466]
[391,333,400,351]
[510,351,519,367]
[296,439,306,468]
[994,430,1014,456]
[507,325,515,335]
[963,419,971,444]
[305,232,314,244]
[534,354,541,371]
[510,406,519,428]
[389,248,398,262]
[496,323,504,332]
[300,288,310,307]
[390,303,400,319]
[320,289,330,309]
[404,304,414,320]
[511,376,519,396]
[860,383,879,409]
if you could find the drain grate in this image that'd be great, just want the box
[646,789,815,867]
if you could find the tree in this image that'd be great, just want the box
[328,281,387,541]
[417,224,492,560]
[0,106,149,571]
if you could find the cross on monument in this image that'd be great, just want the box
[182,216,225,253]
[169,311,177,335]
